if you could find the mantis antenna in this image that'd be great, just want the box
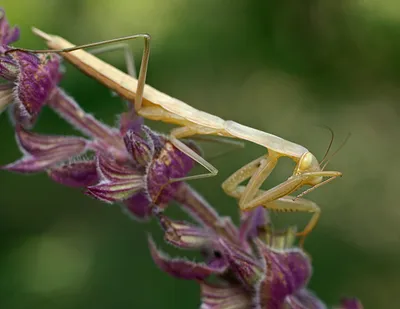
[319,125,335,164]
[295,132,351,200]
[320,132,351,170]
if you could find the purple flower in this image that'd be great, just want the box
[2,125,89,173]
[0,51,62,123]
[86,124,199,220]
[0,10,61,125]
[149,190,363,309]
[49,161,99,188]
[0,10,197,222]
[0,8,20,46]
[0,8,363,309]
[1,88,126,185]
[2,83,198,221]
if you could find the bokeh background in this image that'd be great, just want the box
[1,0,399,308]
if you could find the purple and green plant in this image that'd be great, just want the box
[0,8,363,309]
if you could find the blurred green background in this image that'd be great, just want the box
[1,0,399,308]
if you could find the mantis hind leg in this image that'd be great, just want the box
[87,43,138,105]
[18,29,151,113]
[88,43,137,77]
[87,34,151,112]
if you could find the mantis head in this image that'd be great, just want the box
[293,128,348,187]
[294,152,323,186]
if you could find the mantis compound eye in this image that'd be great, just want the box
[298,152,315,172]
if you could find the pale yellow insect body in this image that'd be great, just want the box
[24,28,341,244]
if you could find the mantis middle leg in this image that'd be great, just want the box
[86,40,221,184]
[70,37,220,184]
[138,105,220,183]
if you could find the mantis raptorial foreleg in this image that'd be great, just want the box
[222,151,339,243]
[294,175,339,200]
[235,170,340,211]
[222,151,279,204]
[224,154,340,207]
[221,156,266,200]
[260,195,321,247]
[234,184,321,246]
[93,40,326,244]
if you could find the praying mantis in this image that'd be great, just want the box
[8,28,343,241]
